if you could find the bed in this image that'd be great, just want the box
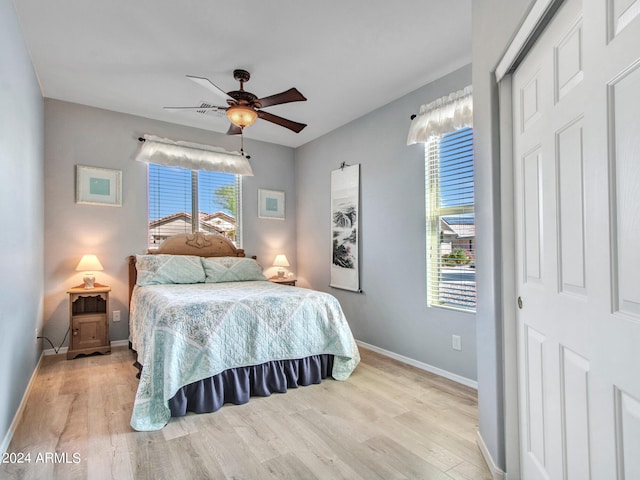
[128,232,360,431]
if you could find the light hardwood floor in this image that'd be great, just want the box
[2,347,490,480]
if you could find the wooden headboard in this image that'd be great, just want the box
[128,232,246,301]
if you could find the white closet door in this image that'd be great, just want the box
[512,0,640,478]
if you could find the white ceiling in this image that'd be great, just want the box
[12,0,471,148]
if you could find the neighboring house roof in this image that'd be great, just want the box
[149,211,236,235]
[440,218,457,237]
[149,212,191,229]
[448,223,475,239]
[202,211,235,224]
[440,218,475,239]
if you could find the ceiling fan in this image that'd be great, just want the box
[165,69,307,135]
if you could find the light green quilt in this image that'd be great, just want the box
[129,281,360,431]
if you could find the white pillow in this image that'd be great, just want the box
[136,254,205,286]
[201,257,266,283]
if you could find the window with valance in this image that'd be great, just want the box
[135,135,253,249]
[407,87,475,311]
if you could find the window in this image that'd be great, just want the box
[425,126,475,311]
[148,163,241,250]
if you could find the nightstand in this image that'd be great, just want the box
[67,284,111,359]
[269,276,297,286]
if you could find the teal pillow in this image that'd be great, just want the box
[136,254,206,286]
[202,257,267,283]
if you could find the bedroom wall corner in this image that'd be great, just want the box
[0,0,45,453]
[43,100,296,348]
[294,64,478,383]
[472,0,535,474]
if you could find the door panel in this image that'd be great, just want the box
[522,148,543,284]
[556,118,586,296]
[560,347,590,480]
[607,0,640,40]
[524,324,547,472]
[614,388,640,479]
[555,16,584,102]
[609,63,640,317]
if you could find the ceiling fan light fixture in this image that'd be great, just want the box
[226,106,258,128]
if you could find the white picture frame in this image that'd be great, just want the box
[76,165,122,207]
[258,189,285,220]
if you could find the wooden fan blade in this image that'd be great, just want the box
[226,124,243,135]
[257,111,307,133]
[257,88,307,108]
[186,75,233,101]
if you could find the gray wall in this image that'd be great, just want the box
[0,0,45,451]
[43,99,296,347]
[295,65,477,381]
[472,0,534,472]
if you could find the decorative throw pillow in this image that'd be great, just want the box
[202,257,267,283]
[136,254,206,286]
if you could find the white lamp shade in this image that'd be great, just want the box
[273,254,290,267]
[76,254,103,289]
[76,254,104,272]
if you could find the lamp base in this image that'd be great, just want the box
[83,274,96,289]
[277,269,285,278]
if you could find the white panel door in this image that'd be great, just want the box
[512,0,640,478]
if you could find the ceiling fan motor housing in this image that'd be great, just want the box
[233,69,251,83]
[228,70,259,106]
[226,91,258,107]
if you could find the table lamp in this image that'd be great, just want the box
[273,254,290,278]
[76,254,104,289]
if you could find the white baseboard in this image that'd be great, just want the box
[1,352,44,455]
[477,431,506,480]
[43,339,130,356]
[355,340,478,389]
[43,346,67,356]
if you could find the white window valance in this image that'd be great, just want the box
[406,86,473,145]
[135,134,254,176]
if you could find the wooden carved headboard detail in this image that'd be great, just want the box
[128,232,247,302]
[153,232,245,257]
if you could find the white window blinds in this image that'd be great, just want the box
[425,127,475,311]
[148,164,241,250]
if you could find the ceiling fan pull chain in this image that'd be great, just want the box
[240,129,250,160]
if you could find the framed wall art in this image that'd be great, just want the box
[258,188,285,220]
[76,165,122,207]
[330,163,361,292]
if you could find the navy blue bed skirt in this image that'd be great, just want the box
[168,355,334,417]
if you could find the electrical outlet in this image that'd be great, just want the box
[113,310,121,322]
[452,335,462,351]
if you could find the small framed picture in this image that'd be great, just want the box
[76,165,122,207]
[258,189,285,220]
